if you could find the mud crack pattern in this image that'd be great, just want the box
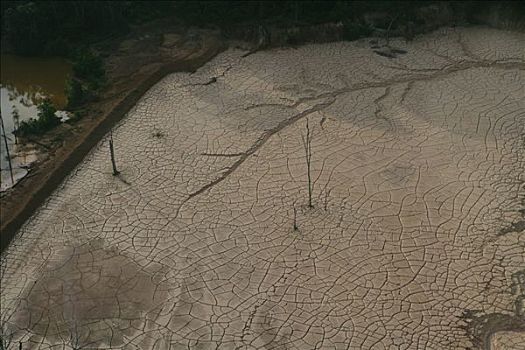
[1,27,524,349]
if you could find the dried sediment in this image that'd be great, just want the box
[1,27,524,349]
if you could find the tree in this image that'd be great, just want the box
[0,111,15,186]
[66,78,85,109]
[293,202,298,231]
[301,118,313,208]
[72,50,105,85]
[109,131,119,176]
[11,107,20,145]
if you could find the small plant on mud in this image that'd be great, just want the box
[152,127,165,139]
[0,334,13,350]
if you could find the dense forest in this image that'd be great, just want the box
[1,1,524,56]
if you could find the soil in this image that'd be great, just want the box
[0,21,225,252]
[0,20,523,350]
[460,310,525,350]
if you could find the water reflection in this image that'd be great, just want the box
[1,54,72,192]
[1,54,72,108]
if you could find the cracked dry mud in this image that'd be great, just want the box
[1,27,524,349]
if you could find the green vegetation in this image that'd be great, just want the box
[2,1,524,56]
[342,22,373,41]
[66,50,106,109]
[1,1,128,55]
[16,99,61,136]
[161,1,525,30]
[2,1,523,114]
[0,1,176,56]
[72,50,106,87]
[65,78,85,109]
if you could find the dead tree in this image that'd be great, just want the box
[12,107,20,145]
[293,202,298,231]
[109,131,120,176]
[0,111,15,186]
[301,118,313,208]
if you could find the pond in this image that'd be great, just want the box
[0,54,72,191]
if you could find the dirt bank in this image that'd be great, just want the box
[0,26,225,252]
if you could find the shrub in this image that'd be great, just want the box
[65,50,106,110]
[67,109,87,123]
[72,50,105,82]
[16,99,61,136]
[65,78,86,109]
[3,2,47,55]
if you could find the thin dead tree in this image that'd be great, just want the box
[0,111,15,186]
[301,118,313,208]
[109,131,120,176]
[293,202,298,231]
[12,107,20,145]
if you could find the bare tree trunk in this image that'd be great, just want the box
[0,111,15,186]
[293,203,298,231]
[302,118,313,208]
[109,131,119,176]
[12,108,20,145]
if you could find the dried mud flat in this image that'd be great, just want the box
[1,27,524,349]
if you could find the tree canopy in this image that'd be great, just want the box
[1,1,523,56]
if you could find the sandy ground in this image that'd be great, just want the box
[1,27,524,349]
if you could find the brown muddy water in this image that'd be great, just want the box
[0,54,72,191]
